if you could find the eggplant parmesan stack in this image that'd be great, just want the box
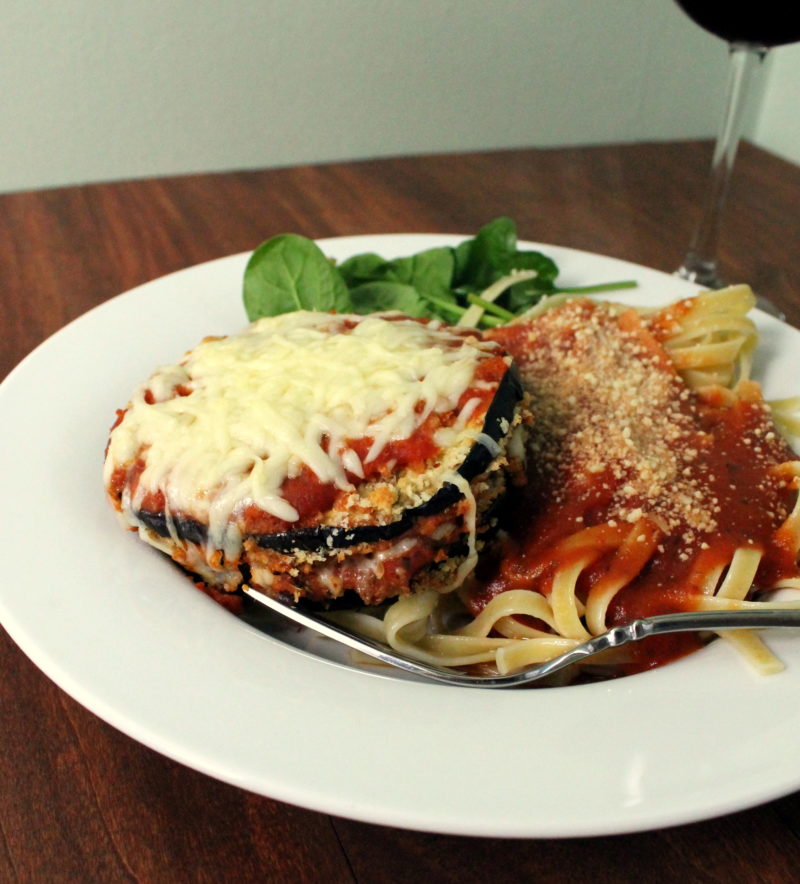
[104,311,529,607]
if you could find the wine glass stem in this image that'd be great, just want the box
[677,42,767,288]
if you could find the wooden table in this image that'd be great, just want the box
[2,143,799,882]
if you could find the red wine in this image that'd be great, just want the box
[675,1,800,47]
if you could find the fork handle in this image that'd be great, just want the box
[508,607,800,688]
[620,607,800,642]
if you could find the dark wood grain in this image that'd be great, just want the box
[2,142,799,883]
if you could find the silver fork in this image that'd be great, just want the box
[243,586,800,688]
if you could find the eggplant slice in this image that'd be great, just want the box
[134,365,523,553]
[106,311,531,605]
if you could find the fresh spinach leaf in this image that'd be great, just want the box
[500,251,560,311]
[388,247,455,298]
[451,239,472,284]
[241,218,637,327]
[337,252,390,287]
[506,249,559,288]
[243,234,349,321]
[454,217,518,291]
[450,217,564,313]
[339,247,455,301]
[348,282,431,317]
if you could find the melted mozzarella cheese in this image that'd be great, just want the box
[105,311,495,546]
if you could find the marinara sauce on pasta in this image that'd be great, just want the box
[466,298,800,672]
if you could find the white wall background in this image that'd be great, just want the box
[754,45,800,163]
[1,0,797,194]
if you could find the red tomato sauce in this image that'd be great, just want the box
[474,308,800,674]
[471,388,798,672]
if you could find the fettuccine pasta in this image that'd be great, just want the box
[330,286,800,678]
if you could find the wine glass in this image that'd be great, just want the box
[673,2,800,317]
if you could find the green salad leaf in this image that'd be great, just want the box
[243,234,350,321]
[349,282,430,317]
[243,218,636,327]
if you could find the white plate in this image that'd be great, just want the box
[2,235,799,838]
